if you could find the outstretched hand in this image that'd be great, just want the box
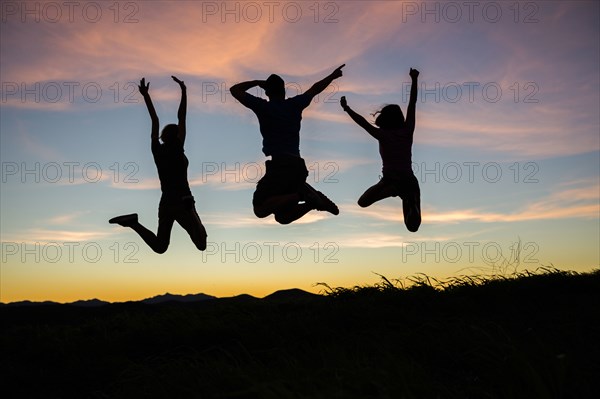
[340,96,348,109]
[172,75,186,90]
[409,68,420,79]
[331,64,345,79]
[138,78,150,96]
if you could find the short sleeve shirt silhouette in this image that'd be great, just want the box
[241,93,312,157]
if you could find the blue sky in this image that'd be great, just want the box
[1,1,598,302]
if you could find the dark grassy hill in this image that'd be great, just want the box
[1,269,598,398]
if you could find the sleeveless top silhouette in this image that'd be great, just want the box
[152,139,192,203]
[377,128,414,174]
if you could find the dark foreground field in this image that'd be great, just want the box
[1,269,599,399]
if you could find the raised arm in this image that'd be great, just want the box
[405,68,419,132]
[304,64,345,99]
[230,80,265,107]
[172,76,187,144]
[340,96,380,139]
[138,78,159,141]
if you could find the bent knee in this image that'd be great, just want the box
[357,198,370,208]
[196,243,207,251]
[405,220,421,233]
[274,214,292,225]
[154,245,169,254]
[253,205,271,219]
[195,237,208,251]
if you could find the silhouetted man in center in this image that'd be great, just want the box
[230,65,344,224]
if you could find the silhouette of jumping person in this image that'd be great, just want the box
[109,76,207,252]
[230,65,345,224]
[340,68,421,232]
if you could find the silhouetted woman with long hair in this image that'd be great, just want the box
[340,68,421,232]
[109,76,207,252]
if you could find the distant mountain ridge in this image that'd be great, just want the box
[0,289,319,307]
[141,292,216,305]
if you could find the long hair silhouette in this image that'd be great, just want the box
[340,68,421,232]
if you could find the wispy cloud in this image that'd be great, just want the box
[45,211,90,226]
[14,122,62,162]
[3,228,112,244]
[203,210,330,228]
[110,177,160,190]
[334,233,448,249]
[3,2,597,159]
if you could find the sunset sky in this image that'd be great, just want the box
[1,0,598,303]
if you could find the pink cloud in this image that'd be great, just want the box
[2,1,597,159]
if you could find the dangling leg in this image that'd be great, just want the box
[131,212,174,253]
[402,178,421,232]
[402,196,421,232]
[357,179,398,208]
[176,200,208,251]
[110,208,174,253]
